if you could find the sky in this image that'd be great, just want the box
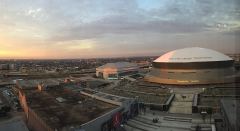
[0,0,240,59]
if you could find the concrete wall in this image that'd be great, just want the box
[27,108,53,131]
[76,91,135,131]
[19,91,29,118]
[192,94,199,113]
[145,94,175,111]
[19,91,53,131]
[70,107,122,131]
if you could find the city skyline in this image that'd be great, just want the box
[0,0,240,59]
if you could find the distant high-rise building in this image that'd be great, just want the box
[0,64,15,70]
[0,64,8,70]
[9,64,15,70]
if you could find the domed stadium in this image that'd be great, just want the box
[145,47,235,85]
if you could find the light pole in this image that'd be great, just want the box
[201,110,207,123]
[135,96,139,115]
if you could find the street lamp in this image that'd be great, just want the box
[201,110,207,123]
[135,96,139,115]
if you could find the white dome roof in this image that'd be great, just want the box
[154,47,232,63]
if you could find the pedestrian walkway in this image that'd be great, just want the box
[168,94,193,114]
[125,113,192,131]
[124,111,213,131]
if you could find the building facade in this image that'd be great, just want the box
[145,47,235,85]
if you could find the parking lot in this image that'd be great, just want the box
[0,86,21,112]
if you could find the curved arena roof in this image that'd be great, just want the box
[154,47,232,63]
[97,62,138,70]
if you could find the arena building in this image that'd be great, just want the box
[96,62,139,80]
[145,47,235,85]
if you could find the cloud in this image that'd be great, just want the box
[25,8,42,18]
[49,13,209,41]
[0,0,240,58]
[1,0,240,41]
[223,27,240,37]
[55,40,96,50]
[47,0,240,41]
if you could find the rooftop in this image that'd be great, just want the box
[16,78,63,90]
[96,62,138,70]
[23,86,118,130]
[154,47,233,63]
[82,89,131,103]
[17,80,37,89]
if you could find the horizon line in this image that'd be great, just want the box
[0,55,159,60]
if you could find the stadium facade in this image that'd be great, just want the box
[145,47,235,85]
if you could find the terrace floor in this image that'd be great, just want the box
[101,80,171,104]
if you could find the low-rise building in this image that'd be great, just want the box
[16,80,134,131]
